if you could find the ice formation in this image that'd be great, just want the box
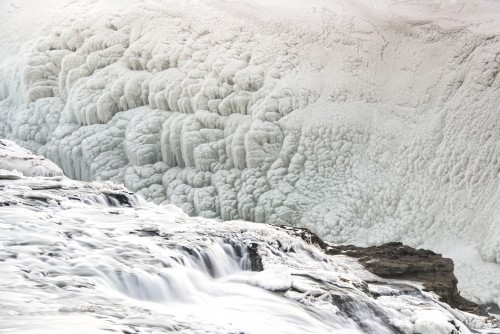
[0,140,498,334]
[0,0,499,306]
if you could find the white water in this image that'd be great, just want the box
[0,141,498,333]
[0,0,499,308]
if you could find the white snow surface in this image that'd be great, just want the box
[0,140,498,334]
[0,138,63,177]
[0,0,499,306]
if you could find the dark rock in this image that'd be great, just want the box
[484,303,500,315]
[0,173,21,180]
[223,239,264,272]
[104,192,133,207]
[247,242,264,272]
[282,226,491,318]
[281,225,330,250]
[329,242,489,317]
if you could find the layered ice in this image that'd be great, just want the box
[0,140,498,333]
[0,0,499,306]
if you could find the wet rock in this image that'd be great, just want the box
[283,226,490,317]
[484,303,500,315]
[0,173,22,180]
[225,240,264,272]
[103,192,134,207]
[247,242,264,272]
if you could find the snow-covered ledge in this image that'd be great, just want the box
[0,139,63,177]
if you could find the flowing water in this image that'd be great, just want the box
[0,170,497,334]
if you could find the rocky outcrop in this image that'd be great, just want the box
[329,242,489,318]
[284,226,491,318]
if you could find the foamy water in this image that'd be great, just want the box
[0,168,497,334]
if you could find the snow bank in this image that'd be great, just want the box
[0,139,62,177]
[0,0,499,305]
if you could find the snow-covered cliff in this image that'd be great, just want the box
[0,0,499,306]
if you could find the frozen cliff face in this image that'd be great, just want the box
[0,0,499,306]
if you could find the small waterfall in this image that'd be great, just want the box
[98,240,254,302]
[0,163,497,334]
[79,192,143,208]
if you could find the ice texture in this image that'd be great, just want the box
[0,0,499,306]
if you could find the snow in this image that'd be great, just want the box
[0,138,63,177]
[0,0,499,307]
[0,140,498,334]
[413,310,471,334]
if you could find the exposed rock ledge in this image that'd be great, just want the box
[284,226,494,319]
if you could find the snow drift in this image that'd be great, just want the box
[0,0,499,305]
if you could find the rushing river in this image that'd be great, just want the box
[0,151,497,333]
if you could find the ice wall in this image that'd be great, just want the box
[0,0,499,305]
